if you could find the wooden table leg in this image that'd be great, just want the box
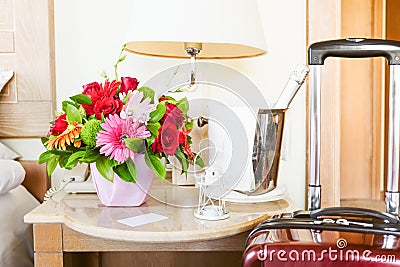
[33,224,63,267]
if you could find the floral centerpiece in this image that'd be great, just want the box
[39,47,201,205]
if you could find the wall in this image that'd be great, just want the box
[2,0,307,208]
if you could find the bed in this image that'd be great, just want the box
[0,147,49,267]
[0,186,39,267]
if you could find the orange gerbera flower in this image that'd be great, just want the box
[45,123,83,150]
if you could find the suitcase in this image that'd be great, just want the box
[242,38,400,267]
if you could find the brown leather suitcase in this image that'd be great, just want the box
[242,38,400,266]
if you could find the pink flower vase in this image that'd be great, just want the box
[90,154,155,206]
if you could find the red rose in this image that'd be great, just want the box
[152,122,180,156]
[161,103,185,126]
[151,127,164,154]
[93,97,123,119]
[82,82,102,100]
[120,77,139,94]
[49,114,68,136]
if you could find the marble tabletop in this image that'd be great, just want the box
[24,181,298,243]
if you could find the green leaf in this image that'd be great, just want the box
[124,138,146,153]
[122,91,131,105]
[41,137,49,145]
[126,158,137,183]
[65,103,82,124]
[149,103,166,123]
[46,155,59,176]
[146,135,155,146]
[173,87,185,93]
[62,100,77,112]
[58,155,70,169]
[50,149,73,156]
[65,151,86,169]
[177,97,189,115]
[100,69,108,79]
[113,163,135,183]
[138,87,155,104]
[144,152,166,180]
[185,120,193,131]
[80,148,100,163]
[70,94,92,105]
[96,156,115,182]
[195,154,205,168]
[38,151,53,164]
[147,122,161,136]
[162,96,178,104]
[79,105,87,117]
[175,150,188,174]
[118,54,127,63]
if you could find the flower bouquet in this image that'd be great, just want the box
[39,48,201,205]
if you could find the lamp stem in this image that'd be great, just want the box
[185,47,201,88]
[190,54,196,85]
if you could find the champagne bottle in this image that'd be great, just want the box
[274,64,309,109]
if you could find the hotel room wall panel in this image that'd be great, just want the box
[0,31,14,52]
[0,0,13,30]
[0,102,52,137]
[0,54,17,102]
[14,0,55,102]
[0,0,55,138]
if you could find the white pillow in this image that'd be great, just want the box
[0,160,25,195]
[0,142,20,160]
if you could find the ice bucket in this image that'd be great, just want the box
[247,108,286,195]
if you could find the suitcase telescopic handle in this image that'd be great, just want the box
[308,38,400,65]
[307,38,400,216]
[310,207,400,224]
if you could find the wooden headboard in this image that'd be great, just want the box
[0,0,55,201]
[20,160,49,203]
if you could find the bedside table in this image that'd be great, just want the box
[24,182,297,267]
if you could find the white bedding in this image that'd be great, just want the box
[0,185,39,267]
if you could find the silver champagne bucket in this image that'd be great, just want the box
[247,108,286,196]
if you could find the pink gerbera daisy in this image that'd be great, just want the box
[96,114,151,163]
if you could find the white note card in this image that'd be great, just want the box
[118,213,168,228]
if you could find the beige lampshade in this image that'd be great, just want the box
[124,0,267,59]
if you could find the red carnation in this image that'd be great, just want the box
[102,80,120,97]
[120,77,139,94]
[49,114,68,136]
[81,80,121,118]
[93,97,123,120]
[179,127,195,160]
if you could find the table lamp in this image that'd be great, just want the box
[125,0,266,85]
[124,0,267,220]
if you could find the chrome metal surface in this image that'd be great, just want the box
[386,192,400,216]
[308,185,321,212]
[241,108,283,196]
[310,229,322,243]
[197,116,209,128]
[386,65,400,216]
[309,66,321,210]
